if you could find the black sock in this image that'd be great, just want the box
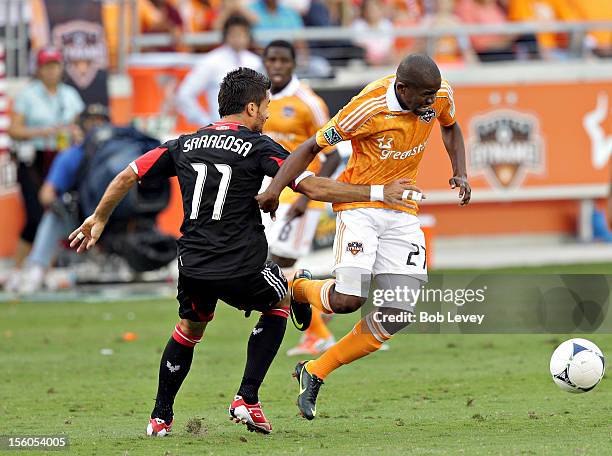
[151,337,195,422]
[237,313,287,404]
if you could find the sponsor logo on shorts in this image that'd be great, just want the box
[323,127,343,145]
[469,109,544,188]
[347,241,363,255]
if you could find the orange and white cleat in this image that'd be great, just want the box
[146,417,173,437]
[229,395,272,434]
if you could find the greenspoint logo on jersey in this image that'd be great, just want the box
[377,136,427,160]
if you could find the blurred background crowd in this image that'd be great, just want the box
[92,0,612,69]
[2,0,611,76]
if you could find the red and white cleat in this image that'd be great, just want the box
[146,417,173,437]
[228,395,272,434]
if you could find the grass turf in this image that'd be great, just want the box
[1,295,610,456]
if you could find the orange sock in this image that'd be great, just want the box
[306,317,388,379]
[293,279,334,314]
[307,308,332,340]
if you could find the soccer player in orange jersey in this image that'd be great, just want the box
[262,40,340,356]
[257,54,471,419]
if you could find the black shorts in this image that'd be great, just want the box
[177,260,288,322]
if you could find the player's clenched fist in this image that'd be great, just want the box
[383,179,426,208]
[255,189,281,222]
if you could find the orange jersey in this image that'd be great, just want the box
[264,76,333,207]
[315,75,456,215]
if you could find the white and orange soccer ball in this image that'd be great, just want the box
[549,338,605,393]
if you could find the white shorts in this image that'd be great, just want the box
[332,208,428,278]
[264,204,323,260]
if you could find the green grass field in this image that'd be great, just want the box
[1,290,611,456]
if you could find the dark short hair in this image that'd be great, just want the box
[263,40,296,62]
[397,53,441,88]
[222,14,252,42]
[218,68,271,117]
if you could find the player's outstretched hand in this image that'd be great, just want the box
[68,214,107,253]
[384,179,426,208]
[449,176,471,206]
[255,189,280,221]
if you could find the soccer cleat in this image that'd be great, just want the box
[290,269,313,331]
[287,335,336,356]
[146,417,173,437]
[293,361,324,420]
[229,395,272,434]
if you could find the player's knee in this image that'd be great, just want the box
[178,319,206,338]
[376,307,413,335]
[270,293,291,309]
[333,267,371,312]
[330,291,366,314]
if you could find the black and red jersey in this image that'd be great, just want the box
[130,121,290,279]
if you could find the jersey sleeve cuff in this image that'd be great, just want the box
[129,161,139,176]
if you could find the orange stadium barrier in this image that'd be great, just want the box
[1,73,610,257]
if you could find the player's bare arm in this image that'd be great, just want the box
[441,121,471,206]
[286,149,341,222]
[258,135,321,214]
[257,175,424,211]
[69,165,138,253]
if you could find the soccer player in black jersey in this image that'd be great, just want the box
[69,68,420,435]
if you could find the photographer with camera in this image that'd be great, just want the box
[11,105,110,294]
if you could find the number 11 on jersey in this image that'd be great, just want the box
[190,163,232,220]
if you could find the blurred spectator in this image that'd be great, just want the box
[301,1,333,27]
[325,0,354,26]
[6,47,84,292]
[352,0,394,66]
[212,0,259,31]
[571,0,612,58]
[283,0,313,16]
[176,15,263,126]
[140,0,185,52]
[249,0,304,32]
[455,0,517,62]
[173,0,218,33]
[507,0,574,60]
[16,105,111,294]
[417,0,479,66]
[393,0,425,58]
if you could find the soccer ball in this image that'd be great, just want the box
[549,338,605,393]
